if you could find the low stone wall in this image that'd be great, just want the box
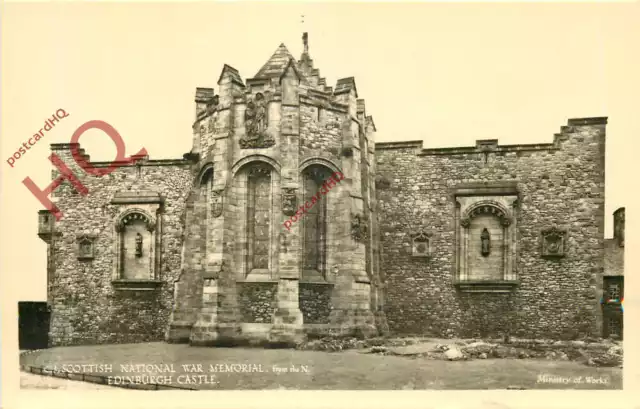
[237,282,277,323]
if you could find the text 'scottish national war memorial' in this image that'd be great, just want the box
[37,34,625,347]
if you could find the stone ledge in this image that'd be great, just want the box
[300,281,334,286]
[567,117,608,126]
[452,181,519,197]
[454,280,520,293]
[236,279,279,284]
[110,191,164,204]
[112,279,163,291]
[375,140,423,150]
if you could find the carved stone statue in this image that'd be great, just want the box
[254,93,267,133]
[481,228,490,257]
[240,93,274,149]
[135,233,143,257]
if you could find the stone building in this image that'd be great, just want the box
[37,34,623,346]
[600,208,625,339]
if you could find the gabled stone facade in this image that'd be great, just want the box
[39,35,621,346]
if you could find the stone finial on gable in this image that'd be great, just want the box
[195,87,214,103]
[217,64,245,87]
[613,207,625,247]
[334,77,358,97]
[279,58,302,84]
[366,116,377,133]
[357,99,366,116]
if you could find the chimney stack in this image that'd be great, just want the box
[613,207,625,247]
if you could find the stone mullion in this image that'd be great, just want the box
[462,227,469,281]
[502,226,508,281]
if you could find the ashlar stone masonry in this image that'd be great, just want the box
[38,34,622,346]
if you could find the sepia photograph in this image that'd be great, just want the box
[1,0,638,408]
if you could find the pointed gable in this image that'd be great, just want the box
[279,58,303,84]
[254,44,297,79]
[334,77,358,97]
[217,64,244,87]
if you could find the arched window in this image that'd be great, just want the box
[246,164,272,274]
[302,165,330,280]
[200,167,213,192]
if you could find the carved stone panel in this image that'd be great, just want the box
[351,214,368,242]
[411,232,432,258]
[211,189,224,218]
[540,226,567,258]
[77,234,96,261]
[282,188,297,216]
[240,93,275,149]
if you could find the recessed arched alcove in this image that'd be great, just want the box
[228,160,280,282]
[110,191,164,290]
[454,183,519,293]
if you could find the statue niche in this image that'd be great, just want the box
[115,210,156,280]
[240,93,275,149]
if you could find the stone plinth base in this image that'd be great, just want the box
[189,323,242,346]
[374,309,390,336]
[166,321,193,343]
[268,308,305,346]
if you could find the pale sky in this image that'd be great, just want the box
[2,2,638,301]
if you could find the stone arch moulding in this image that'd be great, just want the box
[460,200,513,228]
[299,156,343,176]
[454,184,519,293]
[196,162,214,186]
[115,208,157,233]
[230,154,281,178]
[110,192,164,290]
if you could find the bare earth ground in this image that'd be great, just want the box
[20,342,621,390]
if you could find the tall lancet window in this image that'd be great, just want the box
[246,165,272,274]
[302,166,329,280]
[200,167,213,205]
